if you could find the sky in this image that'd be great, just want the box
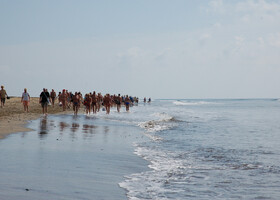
[0,0,280,99]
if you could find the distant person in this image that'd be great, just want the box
[21,88,30,112]
[50,89,56,107]
[84,94,92,115]
[96,93,103,112]
[66,90,71,109]
[115,94,122,113]
[57,92,62,106]
[72,92,80,115]
[103,94,112,114]
[0,85,8,108]
[144,97,146,103]
[60,89,67,111]
[91,91,97,114]
[124,95,131,112]
[148,98,151,103]
[39,88,50,115]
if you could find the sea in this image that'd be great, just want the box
[119,99,280,200]
[1,99,280,200]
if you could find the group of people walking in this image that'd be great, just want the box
[0,86,151,116]
[39,88,141,115]
[0,86,31,112]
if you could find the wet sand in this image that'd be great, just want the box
[0,97,69,139]
[0,113,149,200]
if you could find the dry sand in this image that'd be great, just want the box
[0,97,67,139]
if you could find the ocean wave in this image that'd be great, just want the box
[119,145,190,200]
[141,132,163,141]
[138,121,169,133]
[173,101,217,106]
[138,112,178,133]
[120,144,280,200]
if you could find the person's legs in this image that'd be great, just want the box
[1,98,5,108]
[62,100,66,111]
[23,101,27,112]
[42,102,48,115]
[52,97,55,107]
[26,102,29,112]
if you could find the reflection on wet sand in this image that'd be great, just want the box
[69,123,80,139]
[82,124,97,134]
[0,113,146,200]
[104,126,109,134]
[71,123,80,133]
[38,117,48,138]
[37,115,119,141]
[59,122,69,133]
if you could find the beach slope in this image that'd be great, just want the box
[0,97,64,139]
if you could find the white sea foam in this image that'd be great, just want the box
[173,100,217,106]
[120,99,280,200]
[138,112,176,133]
[119,145,190,200]
[138,120,170,133]
[141,132,163,141]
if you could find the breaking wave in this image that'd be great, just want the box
[173,101,217,106]
[138,112,178,133]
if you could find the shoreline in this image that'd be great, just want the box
[0,97,70,139]
[0,108,150,200]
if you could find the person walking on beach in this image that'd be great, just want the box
[50,89,56,107]
[39,88,50,115]
[72,92,80,115]
[21,88,30,112]
[103,94,112,114]
[114,94,122,113]
[84,94,92,115]
[0,85,8,108]
[124,95,131,112]
[96,93,103,112]
[59,89,67,111]
[91,91,97,114]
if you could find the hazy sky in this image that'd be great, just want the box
[1,0,280,99]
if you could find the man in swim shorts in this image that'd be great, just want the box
[39,88,50,115]
[72,92,80,115]
[124,95,131,112]
[114,94,122,113]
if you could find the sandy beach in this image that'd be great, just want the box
[0,97,66,139]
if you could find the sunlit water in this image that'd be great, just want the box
[1,99,280,200]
